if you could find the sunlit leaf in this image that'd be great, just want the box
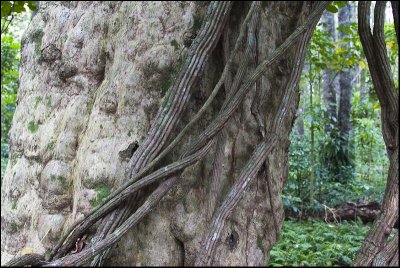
[27,1,37,11]
[1,1,12,18]
[326,5,339,13]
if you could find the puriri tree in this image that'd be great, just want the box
[1,1,397,266]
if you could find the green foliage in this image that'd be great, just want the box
[1,35,19,142]
[269,219,370,266]
[1,1,36,36]
[326,1,347,14]
[90,186,111,207]
[309,22,363,72]
[319,131,355,184]
[1,10,30,183]
[351,88,388,201]
[384,22,399,88]
[1,1,36,19]
[287,5,396,209]
[326,5,339,14]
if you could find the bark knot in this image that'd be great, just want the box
[226,229,239,250]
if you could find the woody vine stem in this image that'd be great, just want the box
[7,1,362,266]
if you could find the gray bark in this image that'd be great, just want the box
[338,2,354,139]
[321,10,337,132]
[336,2,355,183]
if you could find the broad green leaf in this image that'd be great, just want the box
[27,1,37,11]
[13,1,27,13]
[1,1,12,18]
[326,5,339,13]
[334,1,348,9]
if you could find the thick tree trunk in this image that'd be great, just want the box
[0,1,328,266]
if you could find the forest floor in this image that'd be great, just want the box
[269,218,370,266]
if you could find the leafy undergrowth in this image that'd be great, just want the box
[269,219,370,266]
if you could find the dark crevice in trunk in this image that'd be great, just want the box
[175,237,186,266]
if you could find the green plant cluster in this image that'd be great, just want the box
[285,2,396,209]
[269,219,370,266]
[1,1,36,18]
[1,4,32,186]
[1,34,19,144]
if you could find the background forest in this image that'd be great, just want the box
[0,1,398,266]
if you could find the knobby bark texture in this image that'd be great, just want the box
[353,1,399,266]
[1,1,329,266]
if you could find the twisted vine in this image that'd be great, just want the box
[6,1,332,266]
